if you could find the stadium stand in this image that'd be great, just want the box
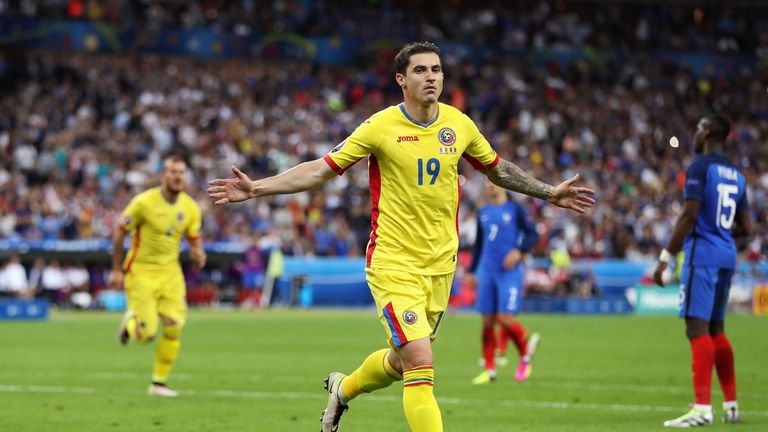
[0,1,766,306]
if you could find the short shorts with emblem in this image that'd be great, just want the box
[366,268,452,349]
[125,263,188,335]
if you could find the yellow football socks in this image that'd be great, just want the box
[152,325,181,384]
[403,366,442,432]
[341,348,403,402]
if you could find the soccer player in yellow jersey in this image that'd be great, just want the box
[108,156,206,397]
[208,42,596,431]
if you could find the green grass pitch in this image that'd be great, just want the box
[0,310,765,431]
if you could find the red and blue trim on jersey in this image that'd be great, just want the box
[399,103,439,128]
[455,179,461,234]
[462,153,500,170]
[383,301,408,347]
[366,155,382,267]
[124,226,141,272]
[323,154,359,176]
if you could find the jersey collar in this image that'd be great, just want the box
[399,103,439,128]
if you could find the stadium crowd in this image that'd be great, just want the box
[2,51,766,260]
[2,1,766,56]
[1,2,767,303]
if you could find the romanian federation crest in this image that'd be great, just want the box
[402,310,418,325]
[438,127,456,146]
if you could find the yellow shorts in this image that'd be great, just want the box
[366,268,453,349]
[125,264,187,337]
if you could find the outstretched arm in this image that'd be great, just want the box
[208,158,337,205]
[482,158,596,213]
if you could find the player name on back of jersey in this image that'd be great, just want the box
[716,165,738,181]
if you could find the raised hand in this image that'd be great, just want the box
[207,166,254,205]
[548,174,596,214]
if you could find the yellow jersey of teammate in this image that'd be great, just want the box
[324,102,499,275]
[119,187,202,271]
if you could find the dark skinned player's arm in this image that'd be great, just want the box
[664,200,701,254]
[730,209,753,239]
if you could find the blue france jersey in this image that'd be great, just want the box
[683,152,748,269]
[470,200,538,273]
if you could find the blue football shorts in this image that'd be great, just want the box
[475,268,524,315]
[678,266,734,321]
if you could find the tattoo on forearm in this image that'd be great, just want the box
[485,159,551,200]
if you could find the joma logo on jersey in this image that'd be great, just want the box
[397,135,419,143]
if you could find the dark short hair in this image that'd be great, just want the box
[394,42,440,76]
[163,154,188,169]
[706,114,731,142]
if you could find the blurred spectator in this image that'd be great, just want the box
[328,218,357,257]
[0,255,33,298]
[65,261,91,308]
[40,259,67,305]
[233,236,266,305]
[64,261,90,292]
[27,257,46,295]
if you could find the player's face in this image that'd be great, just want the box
[485,182,508,203]
[693,118,709,153]
[398,53,443,105]
[162,161,188,194]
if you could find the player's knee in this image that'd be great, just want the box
[135,332,156,344]
[132,319,158,343]
[684,317,709,339]
[398,349,432,369]
[403,360,433,374]
[708,322,724,336]
[497,313,517,326]
[160,314,183,327]
[481,315,495,328]
[162,324,182,340]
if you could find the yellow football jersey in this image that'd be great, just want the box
[324,102,499,274]
[118,187,202,271]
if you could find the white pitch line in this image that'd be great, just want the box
[2,384,768,418]
[2,369,768,400]
[0,385,95,394]
[2,370,767,400]
[530,380,768,400]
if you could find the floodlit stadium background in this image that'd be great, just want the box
[0,1,767,431]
